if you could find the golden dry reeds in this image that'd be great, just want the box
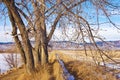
[0,50,118,80]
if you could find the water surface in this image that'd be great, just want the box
[0,53,21,74]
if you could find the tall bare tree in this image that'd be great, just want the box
[0,0,120,74]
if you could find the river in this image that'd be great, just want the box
[0,53,21,74]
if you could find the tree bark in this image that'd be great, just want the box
[34,34,41,67]
[39,0,48,65]
[31,0,42,67]
[32,0,48,65]
[4,0,35,74]
[8,8,26,64]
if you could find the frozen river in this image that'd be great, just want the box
[0,53,21,74]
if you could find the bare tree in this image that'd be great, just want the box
[0,0,120,74]
[3,54,19,69]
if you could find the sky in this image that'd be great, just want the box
[0,24,120,42]
[0,26,14,42]
[98,25,120,41]
[0,1,120,42]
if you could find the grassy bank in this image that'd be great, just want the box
[0,50,117,80]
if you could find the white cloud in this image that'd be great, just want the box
[53,24,120,41]
[0,26,13,42]
[0,33,13,42]
[98,27,120,41]
[0,24,120,42]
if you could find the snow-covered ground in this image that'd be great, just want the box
[100,62,120,79]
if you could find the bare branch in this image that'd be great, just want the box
[47,0,86,42]
[7,7,26,64]
[47,13,63,42]
[16,6,34,30]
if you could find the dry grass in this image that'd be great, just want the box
[50,50,120,62]
[49,50,117,80]
[0,64,53,80]
[16,64,53,80]
[0,61,65,80]
[0,50,118,80]
[53,60,64,80]
[65,61,116,80]
[0,67,24,80]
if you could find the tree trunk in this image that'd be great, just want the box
[32,0,48,65]
[8,9,26,64]
[40,21,48,65]
[39,0,48,65]
[40,17,48,65]
[31,0,42,67]
[34,34,41,67]
[4,0,35,74]
[41,41,48,65]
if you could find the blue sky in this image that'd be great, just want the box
[0,1,120,42]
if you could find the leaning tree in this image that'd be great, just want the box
[0,0,120,74]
